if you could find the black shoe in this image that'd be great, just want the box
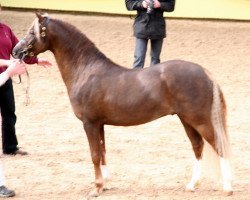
[0,185,15,197]
[3,149,28,156]
[13,149,28,155]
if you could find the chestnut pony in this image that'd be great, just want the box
[13,12,233,196]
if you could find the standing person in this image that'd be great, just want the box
[125,0,175,68]
[0,60,27,198]
[0,5,52,155]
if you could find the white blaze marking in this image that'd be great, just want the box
[34,18,41,41]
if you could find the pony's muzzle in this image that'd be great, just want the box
[12,45,28,60]
[12,38,30,59]
[12,49,28,60]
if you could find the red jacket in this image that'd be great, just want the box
[0,22,38,74]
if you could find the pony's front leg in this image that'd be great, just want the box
[84,122,104,197]
[100,126,109,181]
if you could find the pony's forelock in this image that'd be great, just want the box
[34,18,41,41]
[31,13,49,41]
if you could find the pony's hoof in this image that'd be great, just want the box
[185,184,195,192]
[223,183,233,196]
[88,191,99,198]
[223,190,233,196]
[88,188,103,198]
[185,187,195,192]
[185,181,200,192]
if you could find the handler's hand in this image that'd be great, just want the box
[153,0,161,8]
[6,60,26,77]
[1,59,19,67]
[37,58,52,68]
[142,0,149,8]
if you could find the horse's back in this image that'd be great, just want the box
[154,59,206,74]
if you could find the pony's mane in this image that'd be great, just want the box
[51,18,120,68]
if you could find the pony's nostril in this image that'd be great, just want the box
[12,50,19,59]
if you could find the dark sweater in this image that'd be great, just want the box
[125,0,175,39]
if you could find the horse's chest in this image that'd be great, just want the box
[69,91,101,122]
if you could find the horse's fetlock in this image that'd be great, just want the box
[95,179,104,188]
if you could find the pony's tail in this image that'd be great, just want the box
[211,81,231,160]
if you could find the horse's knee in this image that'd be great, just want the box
[91,153,101,165]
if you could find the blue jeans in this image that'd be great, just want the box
[133,38,163,68]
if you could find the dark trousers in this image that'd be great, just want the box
[0,79,18,153]
[133,37,163,68]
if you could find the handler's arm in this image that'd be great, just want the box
[158,0,175,12]
[0,59,11,67]
[0,60,26,86]
[0,59,13,85]
[0,71,10,86]
[125,0,145,11]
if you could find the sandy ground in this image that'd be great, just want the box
[1,10,250,200]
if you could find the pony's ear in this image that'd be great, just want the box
[35,10,44,23]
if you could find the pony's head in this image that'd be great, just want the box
[13,11,50,60]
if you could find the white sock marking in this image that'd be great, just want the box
[186,159,201,191]
[220,158,233,192]
[101,165,109,180]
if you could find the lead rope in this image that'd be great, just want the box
[20,63,30,106]
[12,70,30,106]
[17,56,30,106]
[23,69,30,106]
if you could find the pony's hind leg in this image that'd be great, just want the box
[195,122,233,195]
[180,118,204,192]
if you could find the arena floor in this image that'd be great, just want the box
[1,10,250,199]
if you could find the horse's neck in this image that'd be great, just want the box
[49,22,121,91]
